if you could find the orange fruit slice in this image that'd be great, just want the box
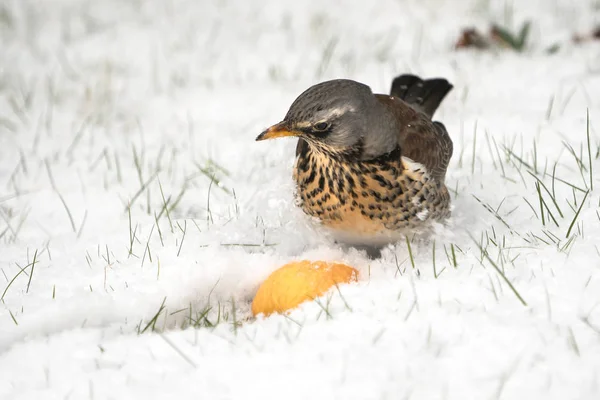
[252,260,358,316]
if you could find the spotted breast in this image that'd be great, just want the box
[293,143,451,246]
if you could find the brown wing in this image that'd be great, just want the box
[375,94,453,182]
[402,117,453,182]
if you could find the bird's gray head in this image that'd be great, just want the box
[256,79,399,159]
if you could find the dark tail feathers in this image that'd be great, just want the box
[390,74,453,118]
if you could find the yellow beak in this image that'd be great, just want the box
[256,121,302,141]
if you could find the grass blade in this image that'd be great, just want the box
[566,190,589,238]
[586,109,593,191]
[25,249,38,293]
[470,235,527,306]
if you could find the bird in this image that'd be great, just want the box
[256,74,453,253]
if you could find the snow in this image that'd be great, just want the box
[1,0,600,398]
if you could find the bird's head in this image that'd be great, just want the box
[256,79,397,159]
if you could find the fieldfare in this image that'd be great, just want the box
[256,74,453,250]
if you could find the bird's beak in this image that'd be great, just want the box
[256,121,302,141]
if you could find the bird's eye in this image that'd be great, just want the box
[313,122,331,132]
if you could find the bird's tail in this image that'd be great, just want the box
[389,74,453,118]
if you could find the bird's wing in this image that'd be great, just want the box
[375,94,453,183]
[401,118,453,182]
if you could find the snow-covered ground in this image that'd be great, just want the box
[1,0,600,398]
